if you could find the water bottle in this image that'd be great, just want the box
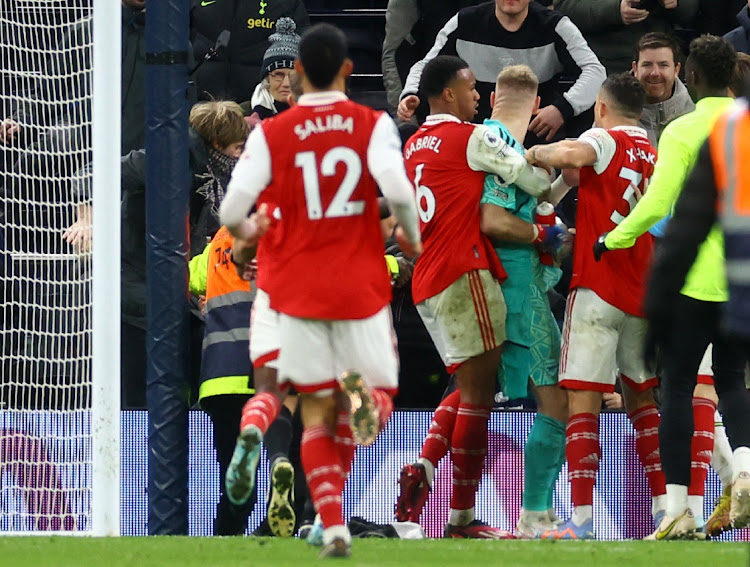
[536,202,555,266]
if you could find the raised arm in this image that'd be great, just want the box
[526,139,598,169]
[399,14,458,100]
[397,13,461,121]
[468,125,551,197]
[552,16,607,119]
[382,0,420,112]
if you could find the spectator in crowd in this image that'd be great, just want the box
[695,0,747,37]
[381,0,483,115]
[633,32,694,147]
[397,0,606,145]
[121,0,147,155]
[244,18,301,120]
[64,100,250,409]
[1,2,146,156]
[190,0,309,102]
[730,52,750,97]
[188,225,257,536]
[724,0,750,54]
[553,0,699,76]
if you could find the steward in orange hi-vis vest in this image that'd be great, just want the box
[712,99,750,340]
[189,225,255,400]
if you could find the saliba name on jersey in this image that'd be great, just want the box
[293,114,354,141]
[404,135,442,160]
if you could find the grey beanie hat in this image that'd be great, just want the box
[260,18,301,79]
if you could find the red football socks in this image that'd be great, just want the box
[239,392,281,434]
[372,388,394,431]
[689,397,716,496]
[301,424,345,529]
[449,403,490,511]
[628,404,666,497]
[421,390,460,466]
[334,410,356,478]
[566,413,600,507]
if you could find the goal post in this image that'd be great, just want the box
[91,0,122,537]
[0,0,120,535]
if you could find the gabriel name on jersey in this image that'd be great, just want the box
[404,135,443,159]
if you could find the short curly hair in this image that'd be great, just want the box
[688,35,737,90]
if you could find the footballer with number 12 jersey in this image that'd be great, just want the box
[222,91,420,321]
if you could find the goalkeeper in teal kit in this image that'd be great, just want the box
[394,66,573,537]
[480,66,572,538]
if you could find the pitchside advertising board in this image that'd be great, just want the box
[2,410,748,539]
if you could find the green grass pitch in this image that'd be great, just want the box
[0,537,747,567]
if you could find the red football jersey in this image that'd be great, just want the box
[250,94,395,320]
[253,192,280,295]
[405,116,507,305]
[571,126,657,316]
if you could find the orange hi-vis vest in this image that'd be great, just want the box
[711,99,750,339]
[196,226,255,399]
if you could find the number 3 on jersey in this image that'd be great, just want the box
[414,163,435,223]
[295,147,364,220]
[610,166,646,225]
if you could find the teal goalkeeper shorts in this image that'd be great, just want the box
[497,278,561,400]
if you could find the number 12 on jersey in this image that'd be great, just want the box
[295,147,364,220]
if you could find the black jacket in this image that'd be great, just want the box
[121,6,147,155]
[77,130,218,329]
[190,0,309,102]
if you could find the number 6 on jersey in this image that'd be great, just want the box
[414,163,435,223]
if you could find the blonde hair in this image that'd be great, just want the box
[495,65,539,95]
[189,100,250,150]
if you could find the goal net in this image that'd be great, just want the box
[0,0,119,535]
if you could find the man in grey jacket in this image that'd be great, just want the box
[633,32,694,146]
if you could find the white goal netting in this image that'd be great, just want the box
[0,0,99,533]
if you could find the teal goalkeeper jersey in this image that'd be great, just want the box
[480,120,560,347]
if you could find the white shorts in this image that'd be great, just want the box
[416,269,506,372]
[559,288,657,393]
[277,305,399,396]
[249,289,280,370]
